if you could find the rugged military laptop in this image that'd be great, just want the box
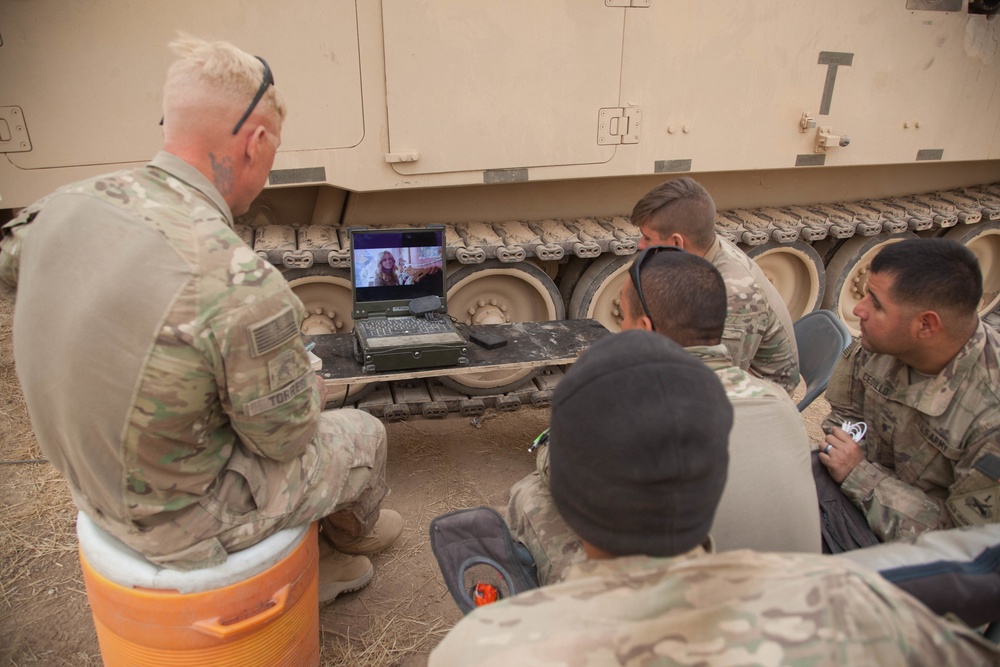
[350,227,468,373]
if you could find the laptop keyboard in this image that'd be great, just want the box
[359,317,454,339]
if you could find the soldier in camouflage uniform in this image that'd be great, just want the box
[432,330,998,665]
[507,249,819,586]
[819,238,1000,545]
[632,177,800,395]
[0,35,401,599]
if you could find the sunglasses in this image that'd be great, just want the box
[232,56,275,135]
[627,245,685,331]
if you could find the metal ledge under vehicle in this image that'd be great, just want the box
[3,1,1000,417]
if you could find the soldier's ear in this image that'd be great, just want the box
[246,125,268,162]
[913,310,941,340]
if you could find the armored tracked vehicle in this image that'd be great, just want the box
[3,1,999,414]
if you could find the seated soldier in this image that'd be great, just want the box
[631,177,800,395]
[0,35,402,600]
[507,247,819,585]
[431,331,998,665]
[818,238,1000,550]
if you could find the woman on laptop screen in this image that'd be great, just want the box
[352,229,447,307]
[375,251,402,286]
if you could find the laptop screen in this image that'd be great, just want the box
[350,227,447,317]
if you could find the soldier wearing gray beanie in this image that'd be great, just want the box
[548,329,734,558]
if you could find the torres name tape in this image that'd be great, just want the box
[244,372,312,416]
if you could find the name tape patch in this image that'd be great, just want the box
[244,372,312,417]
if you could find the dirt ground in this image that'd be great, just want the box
[0,296,829,666]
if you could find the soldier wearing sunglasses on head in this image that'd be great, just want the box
[0,34,401,600]
[506,248,820,586]
[632,177,800,396]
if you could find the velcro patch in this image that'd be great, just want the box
[974,453,1000,483]
[268,348,300,390]
[244,372,312,417]
[247,306,298,358]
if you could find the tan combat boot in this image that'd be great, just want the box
[317,539,374,604]
[325,509,404,556]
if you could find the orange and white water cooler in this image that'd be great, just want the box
[76,513,319,667]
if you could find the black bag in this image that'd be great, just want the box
[812,451,880,553]
[429,506,540,615]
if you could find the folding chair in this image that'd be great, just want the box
[793,309,853,411]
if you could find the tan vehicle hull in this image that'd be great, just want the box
[3,1,999,404]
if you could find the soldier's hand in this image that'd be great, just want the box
[819,426,864,484]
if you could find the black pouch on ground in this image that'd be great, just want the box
[429,506,539,615]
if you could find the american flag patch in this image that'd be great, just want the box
[247,306,299,357]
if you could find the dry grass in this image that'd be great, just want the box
[0,469,77,587]
[0,300,79,618]
[322,596,451,666]
[320,519,452,665]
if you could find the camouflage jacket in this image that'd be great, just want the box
[0,152,320,551]
[689,342,794,401]
[706,236,800,395]
[824,323,1000,541]
[430,548,998,666]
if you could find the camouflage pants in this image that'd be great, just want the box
[505,471,585,586]
[108,409,389,570]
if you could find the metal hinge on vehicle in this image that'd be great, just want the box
[0,107,32,153]
[598,107,641,145]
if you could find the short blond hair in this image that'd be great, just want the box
[163,33,286,129]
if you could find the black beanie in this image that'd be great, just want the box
[549,330,733,558]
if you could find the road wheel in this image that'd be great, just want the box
[284,266,354,335]
[442,260,564,395]
[745,241,825,321]
[566,254,632,332]
[557,256,594,307]
[284,266,374,404]
[821,233,915,335]
[943,221,1000,316]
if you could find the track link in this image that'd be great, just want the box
[238,183,1000,270]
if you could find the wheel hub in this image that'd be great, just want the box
[609,295,622,325]
[463,298,510,325]
[301,308,343,335]
[850,266,869,300]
